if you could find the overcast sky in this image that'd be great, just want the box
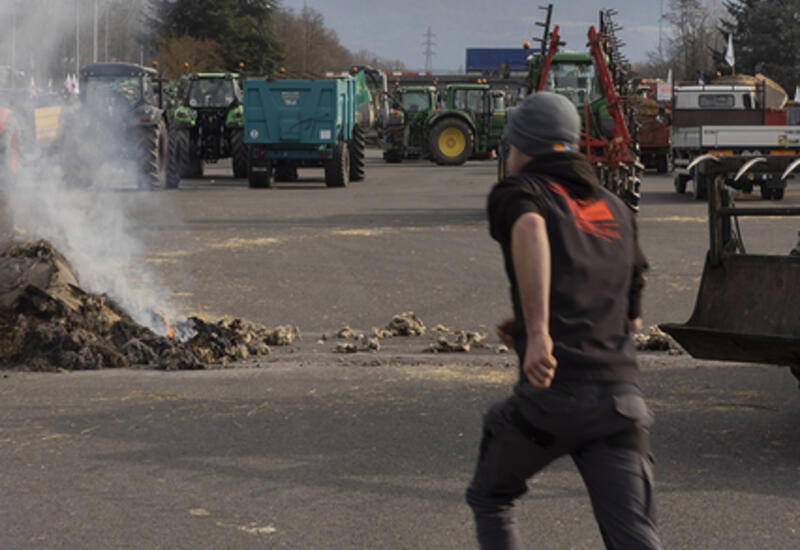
[279,0,684,72]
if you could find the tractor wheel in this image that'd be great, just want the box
[348,125,366,181]
[166,129,182,189]
[138,119,168,190]
[231,129,248,178]
[248,161,272,189]
[172,129,193,178]
[383,150,403,163]
[0,118,21,188]
[324,141,349,188]
[428,118,473,166]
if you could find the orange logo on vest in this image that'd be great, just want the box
[547,182,621,242]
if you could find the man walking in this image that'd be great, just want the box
[466,92,662,550]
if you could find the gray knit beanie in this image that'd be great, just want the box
[504,92,580,157]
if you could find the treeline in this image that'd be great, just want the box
[152,1,405,78]
[638,0,800,92]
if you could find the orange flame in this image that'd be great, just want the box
[163,314,175,341]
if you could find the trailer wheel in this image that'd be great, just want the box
[429,118,473,166]
[760,186,784,201]
[656,154,669,174]
[673,173,687,194]
[325,141,350,188]
[691,168,707,200]
[231,129,248,178]
[138,119,168,190]
[166,129,182,189]
[349,125,366,181]
[248,160,272,189]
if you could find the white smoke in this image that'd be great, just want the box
[1,0,184,332]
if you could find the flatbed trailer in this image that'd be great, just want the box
[671,84,796,200]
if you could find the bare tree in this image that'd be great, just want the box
[273,6,405,74]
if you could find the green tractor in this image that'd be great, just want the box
[379,85,437,162]
[168,73,248,182]
[57,63,176,190]
[498,5,642,209]
[427,83,506,165]
[379,83,506,166]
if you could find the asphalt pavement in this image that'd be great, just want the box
[1,150,799,549]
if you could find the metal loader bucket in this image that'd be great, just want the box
[660,253,800,366]
[660,157,800,368]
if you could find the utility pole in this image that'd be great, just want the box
[76,0,81,75]
[11,1,16,75]
[93,0,98,63]
[658,0,663,62]
[423,27,436,72]
[104,5,109,62]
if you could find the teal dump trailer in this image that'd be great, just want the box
[243,76,366,188]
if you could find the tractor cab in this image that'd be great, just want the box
[540,53,603,107]
[397,86,435,115]
[79,64,159,117]
[185,74,241,109]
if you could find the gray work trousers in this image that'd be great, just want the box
[466,381,663,550]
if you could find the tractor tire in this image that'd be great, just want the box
[0,117,21,189]
[166,129,182,189]
[428,118,473,166]
[172,129,193,178]
[231,129,248,178]
[325,141,350,188]
[348,125,366,181]
[383,150,403,163]
[138,119,168,190]
[248,161,272,189]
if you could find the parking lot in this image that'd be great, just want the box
[1,150,799,549]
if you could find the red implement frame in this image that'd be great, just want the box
[535,24,636,166]
[585,25,634,165]
[537,25,561,92]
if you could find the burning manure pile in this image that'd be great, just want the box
[0,240,296,371]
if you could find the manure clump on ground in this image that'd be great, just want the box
[0,240,295,371]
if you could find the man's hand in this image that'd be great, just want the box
[629,317,643,333]
[522,332,557,388]
[496,317,516,349]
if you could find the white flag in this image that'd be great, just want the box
[725,34,735,68]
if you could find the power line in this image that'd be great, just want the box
[422,27,436,72]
